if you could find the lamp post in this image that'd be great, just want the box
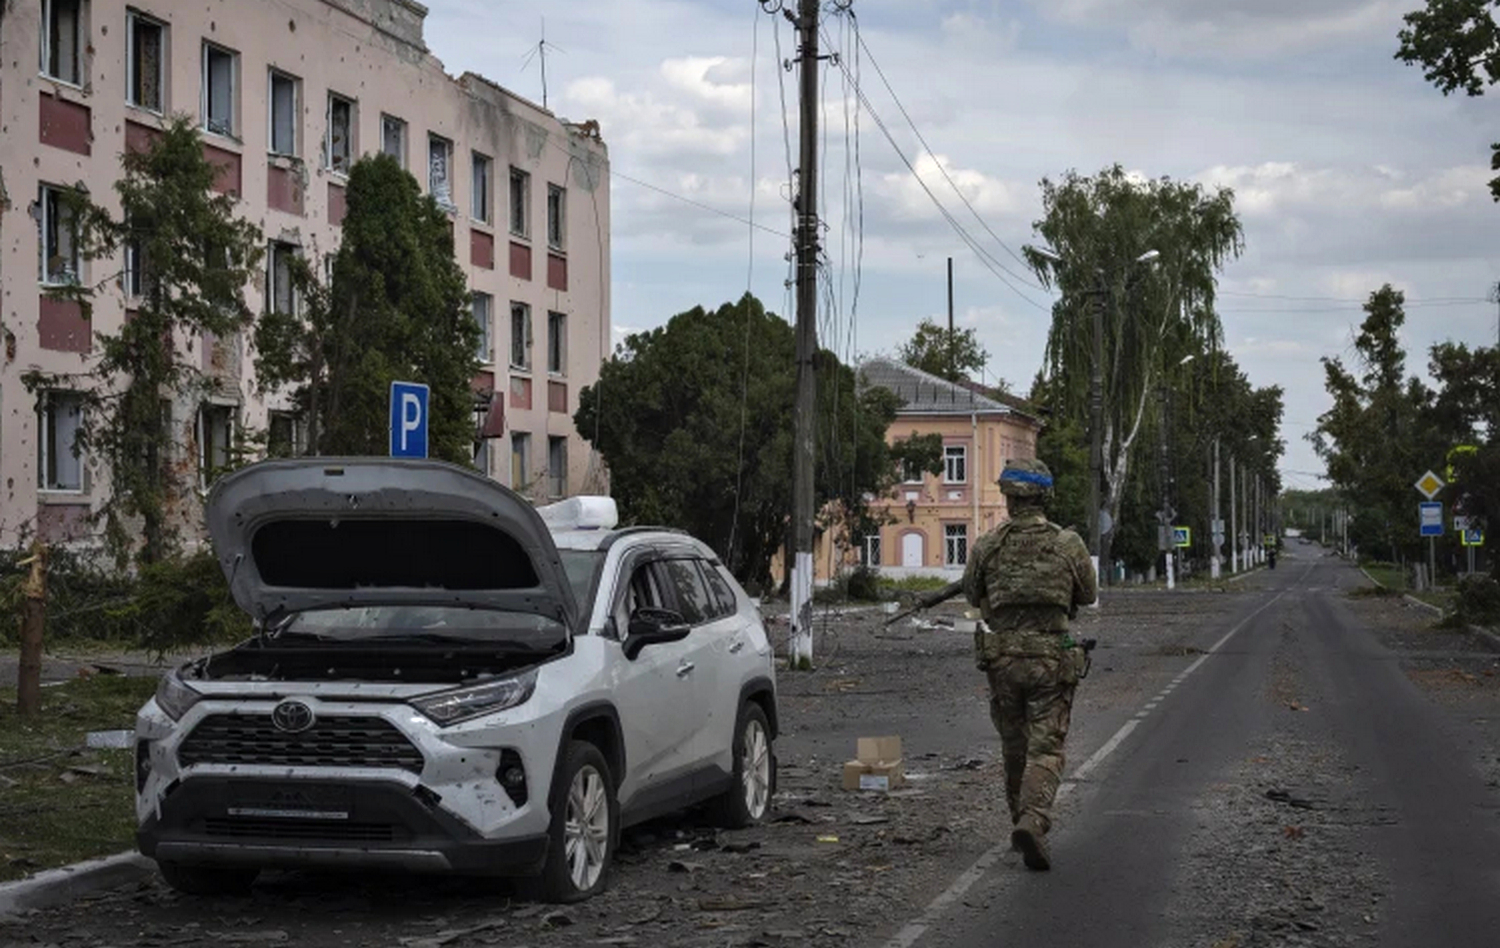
[1027,246,1159,585]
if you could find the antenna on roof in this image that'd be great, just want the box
[521,16,566,109]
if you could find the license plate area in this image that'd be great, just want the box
[227,783,352,820]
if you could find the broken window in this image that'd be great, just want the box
[39,391,85,492]
[547,184,565,251]
[510,301,532,370]
[42,0,84,85]
[511,432,531,491]
[509,167,530,237]
[381,114,406,168]
[326,93,355,174]
[428,134,454,208]
[548,436,567,499]
[268,70,298,156]
[267,412,303,458]
[267,241,297,315]
[127,10,165,111]
[472,152,492,223]
[473,292,493,362]
[202,42,237,136]
[547,311,566,375]
[197,403,236,487]
[38,184,79,286]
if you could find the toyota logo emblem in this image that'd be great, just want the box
[271,700,315,734]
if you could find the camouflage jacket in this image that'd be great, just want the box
[961,510,1098,641]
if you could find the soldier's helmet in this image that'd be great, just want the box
[998,457,1054,499]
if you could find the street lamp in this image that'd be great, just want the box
[1026,245,1160,584]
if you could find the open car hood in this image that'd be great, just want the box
[206,458,577,629]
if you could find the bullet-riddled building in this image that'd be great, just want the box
[0,0,610,548]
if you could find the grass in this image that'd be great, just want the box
[877,575,952,594]
[0,674,157,882]
[1359,562,1459,611]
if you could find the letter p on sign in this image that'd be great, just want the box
[389,381,430,458]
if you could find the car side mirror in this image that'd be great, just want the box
[624,607,690,660]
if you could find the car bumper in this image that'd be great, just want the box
[137,777,548,875]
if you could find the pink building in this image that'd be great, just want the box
[0,0,611,548]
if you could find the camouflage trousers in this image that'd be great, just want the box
[985,653,1078,833]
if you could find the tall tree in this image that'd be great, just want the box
[26,118,263,567]
[1024,165,1244,573]
[897,318,989,384]
[575,295,938,587]
[1397,0,1500,199]
[1311,286,1446,563]
[1427,341,1499,568]
[255,153,479,462]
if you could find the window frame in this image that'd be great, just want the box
[267,411,303,458]
[41,0,85,86]
[267,241,298,316]
[944,523,969,567]
[200,41,238,138]
[864,534,883,567]
[267,69,299,157]
[547,435,567,499]
[547,310,567,376]
[126,8,165,112]
[660,557,715,626]
[509,167,530,238]
[380,114,407,169]
[546,183,566,251]
[196,402,236,490]
[510,301,532,371]
[943,444,968,484]
[325,91,356,175]
[38,390,86,494]
[428,133,455,209]
[510,431,531,491]
[472,291,493,364]
[471,152,492,224]
[38,184,79,287]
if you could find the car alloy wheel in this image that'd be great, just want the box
[565,763,610,891]
[741,716,771,820]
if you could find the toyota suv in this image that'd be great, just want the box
[134,458,778,902]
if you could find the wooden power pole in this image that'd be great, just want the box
[16,540,48,716]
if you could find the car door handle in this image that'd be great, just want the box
[729,640,745,654]
[676,662,696,677]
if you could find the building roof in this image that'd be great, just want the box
[860,359,1038,423]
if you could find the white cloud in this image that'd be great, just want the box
[876,153,1023,222]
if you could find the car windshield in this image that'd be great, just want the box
[275,605,567,648]
[558,550,605,608]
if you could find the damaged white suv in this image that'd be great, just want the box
[134,458,778,902]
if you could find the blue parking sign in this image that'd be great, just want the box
[1419,501,1443,537]
[389,381,430,458]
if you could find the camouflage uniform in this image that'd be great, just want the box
[961,458,1097,869]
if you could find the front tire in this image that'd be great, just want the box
[537,741,616,903]
[157,861,258,896]
[710,703,774,828]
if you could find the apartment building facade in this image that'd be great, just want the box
[0,0,610,548]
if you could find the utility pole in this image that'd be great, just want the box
[1230,457,1238,573]
[785,0,822,669]
[1157,382,1174,590]
[947,257,955,380]
[1088,285,1106,584]
[1211,437,1221,580]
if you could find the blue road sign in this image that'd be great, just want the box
[1462,528,1485,547]
[389,381,430,458]
[1419,501,1444,537]
[1172,526,1192,548]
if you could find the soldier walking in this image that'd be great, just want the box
[961,458,1098,871]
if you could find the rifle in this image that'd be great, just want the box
[883,580,963,627]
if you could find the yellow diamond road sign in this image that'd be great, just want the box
[1415,470,1445,500]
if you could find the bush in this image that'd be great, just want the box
[844,566,882,602]
[1452,575,1500,628]
[877,574,952,595]
[112,551,252,656]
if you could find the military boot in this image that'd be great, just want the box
[1011,815,1051,871]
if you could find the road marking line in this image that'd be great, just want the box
[883,581,1300,948]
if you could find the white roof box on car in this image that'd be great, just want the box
[538,496,619,532]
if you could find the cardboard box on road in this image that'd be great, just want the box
[843,735,905,792]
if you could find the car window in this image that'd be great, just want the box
[661,558,714,625]
[701,562,738,618]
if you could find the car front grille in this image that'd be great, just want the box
[203,817,398,842]
[178,713,425,773]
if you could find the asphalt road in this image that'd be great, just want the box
[923,541,1500,948]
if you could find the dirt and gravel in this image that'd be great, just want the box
[5,556,1500,947]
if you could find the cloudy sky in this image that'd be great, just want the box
[423,0,1500,491]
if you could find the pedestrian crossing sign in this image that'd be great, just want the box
[1172,526,1191,548]
[1462,528,1484,547]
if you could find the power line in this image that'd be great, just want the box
[609,168,790,239]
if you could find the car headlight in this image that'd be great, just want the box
[154,671,203,721]
[411,669,538,726]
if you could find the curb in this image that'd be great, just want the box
[0,851,153,919]
[1401,593,1444,617]
[1468,624,1500,654]
[1224,566,1265,584]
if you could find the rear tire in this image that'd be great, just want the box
[710,703,774,829]
[157,861,258,896]
[537,741,616,903]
